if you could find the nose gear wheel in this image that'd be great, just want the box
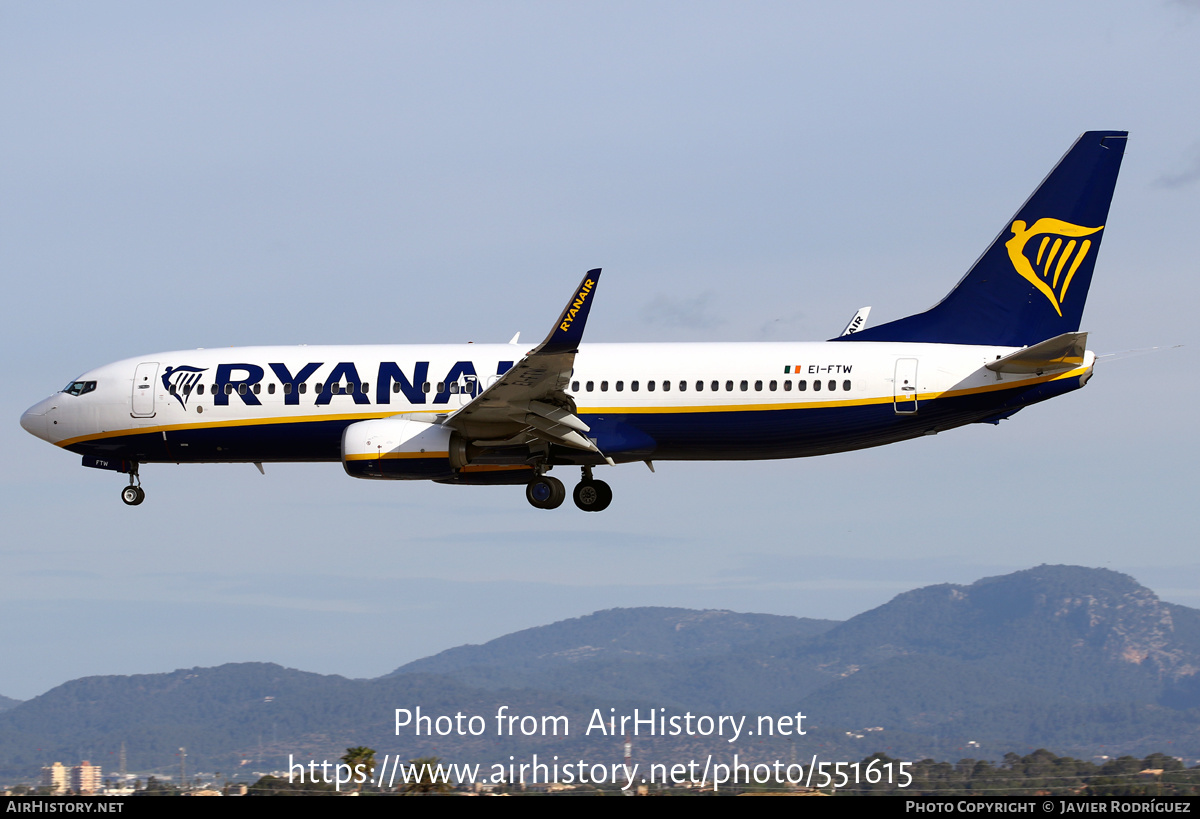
[120,464,144,506]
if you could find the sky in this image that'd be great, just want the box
[2,1,1198,702]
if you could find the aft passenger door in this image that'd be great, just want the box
[893,358,918,415]
[131,362,159,418]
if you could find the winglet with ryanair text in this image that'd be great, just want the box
[533,268,602,355]
[838,131,1126,348]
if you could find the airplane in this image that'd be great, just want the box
[21,130,1127,512]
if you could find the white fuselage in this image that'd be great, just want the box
[21,340,1093,467]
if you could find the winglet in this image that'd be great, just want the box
[533,269,602,355]
[840,306,871,337]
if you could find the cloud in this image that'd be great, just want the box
[758,311,807,339]
[638,292,724,330]
[1154,143,1200,189]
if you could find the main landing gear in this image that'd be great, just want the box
[525,475,566,509]
[120,464,145,506]
[526,467,612,512]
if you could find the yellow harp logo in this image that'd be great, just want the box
[1005,218,1103,316]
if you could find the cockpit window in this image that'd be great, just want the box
[62,381,97,396]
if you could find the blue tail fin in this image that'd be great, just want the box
[837,131,1127,347]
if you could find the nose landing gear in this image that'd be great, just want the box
[120,464,145,506]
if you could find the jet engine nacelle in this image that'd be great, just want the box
[342,418,466,480]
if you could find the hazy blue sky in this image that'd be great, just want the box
[2,2,1198,701]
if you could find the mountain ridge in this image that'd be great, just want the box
[4,564,1199,782]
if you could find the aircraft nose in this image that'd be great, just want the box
[20,397,54,441]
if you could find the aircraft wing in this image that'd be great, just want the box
[442,269,607,457]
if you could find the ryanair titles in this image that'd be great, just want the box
[167,360,514,408]
[559,278,595,333]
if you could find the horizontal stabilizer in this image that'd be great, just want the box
[986,332,1087,374]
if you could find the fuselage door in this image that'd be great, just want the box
[131,362,159,418]
[893,358,918,415]
[457,375,478,406]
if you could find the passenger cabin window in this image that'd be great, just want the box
[571,381,580,392]
[725,380,733,391]
[198,384,205,395]
[813,380,821,391]
[797,380,806,391]
[740,380,748,391]
[678,381,686,392]
[754,380,762,391]
[299,383,307,394]
[783,380,791,391]
[828,379,836,391]
[663,380,671,391]
[268,383,276,395]
[769,380,777,391]
[616,381,624,392]
[646,381,654,392]
[631,381,639,392]
[843,380,851,391]
[586,381,594,392]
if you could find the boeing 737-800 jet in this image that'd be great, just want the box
[21,131,1127,512]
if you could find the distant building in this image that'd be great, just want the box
[40,762,67,794]
[72,761,102,794]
